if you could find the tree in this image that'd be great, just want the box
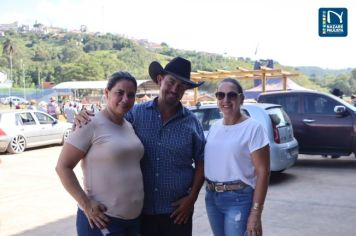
[350,69,356,93]
[60,40,84,62]
[60,55,105,81]
[328,74,351,95]
[2,38,15,82]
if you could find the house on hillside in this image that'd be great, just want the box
[0,22,18,31]
[0,71,12,88]
[46,26,65,34]
[41,81,56,89]
[18,24,30,33]
[0,71,7,83]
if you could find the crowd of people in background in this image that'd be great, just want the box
[4,95,102,123]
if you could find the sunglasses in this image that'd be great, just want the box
[215,91,242,100]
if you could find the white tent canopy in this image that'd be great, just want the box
[53,81,107,89]
[53,80,158,90]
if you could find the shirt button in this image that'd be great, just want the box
[155,188,158,191]
[158,142,161,145]
[156,158,160,161]
[156,173,159,176]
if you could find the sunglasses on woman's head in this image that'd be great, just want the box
[215,91,242,100]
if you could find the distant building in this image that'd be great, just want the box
[46,26,65,34]
[135,39,162,50]
[18,24,30,33]
[41,81,56,89]
[0,71,12,88]
[80,25,88,33]
[0,71,7,83]
[0,22,18,31]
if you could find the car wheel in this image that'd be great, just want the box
[62,129,71,144]
[7,135,26,154]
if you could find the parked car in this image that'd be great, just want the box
[257,90,356,158]
[1,96,29,105]
[189,103,299,172]
[0,110,72,154]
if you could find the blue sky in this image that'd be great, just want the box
[0,0,355,69]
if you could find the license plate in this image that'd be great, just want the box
[289,148,298,157]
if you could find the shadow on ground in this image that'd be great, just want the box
[12,215,76,236]
[269,172,297,185]
[295,157,356,170]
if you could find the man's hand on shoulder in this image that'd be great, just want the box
[72,110,95,131]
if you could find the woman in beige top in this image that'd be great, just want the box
[56,71,144,236]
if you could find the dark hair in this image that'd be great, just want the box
[107,71,137,90]
[219,77,244,95]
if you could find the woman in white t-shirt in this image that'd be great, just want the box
[204,78,270,236]
[56,71,144,236]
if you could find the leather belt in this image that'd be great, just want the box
[207,181,246,193]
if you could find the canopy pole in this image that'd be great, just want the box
[262,71,266,92]
[283,75,287,90]
[194,87,198,105]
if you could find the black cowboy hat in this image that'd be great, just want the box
[149,57,204,88]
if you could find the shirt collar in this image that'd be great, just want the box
[145,97,187,117]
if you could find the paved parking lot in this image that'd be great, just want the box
[1,146,356,236]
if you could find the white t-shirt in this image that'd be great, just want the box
[66,112,144,219]
[204,118,269,188]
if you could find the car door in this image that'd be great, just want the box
[33,112,63,143]
[301,93,353,154]
[15,112,42,145]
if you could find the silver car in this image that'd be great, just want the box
[0,110,72,154]
[1,96,29,105]
[189,103,299,172]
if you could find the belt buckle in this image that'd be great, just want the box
[214,184,225,192]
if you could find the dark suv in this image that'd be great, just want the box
[258,90,356,158]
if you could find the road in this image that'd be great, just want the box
[0,146,356,236]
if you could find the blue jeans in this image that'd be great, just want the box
[205,184,253,236]
[76,208,139,236]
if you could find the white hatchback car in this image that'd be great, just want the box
[1,96,29,105]
[0,110,72,154]
[189,103,299,172]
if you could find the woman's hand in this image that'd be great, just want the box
[83,199,110,229]
[247,210,262,236]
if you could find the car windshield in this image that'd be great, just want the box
[190,107,222,131]
[267,107,290,127]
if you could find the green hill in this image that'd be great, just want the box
[0,30,354,95]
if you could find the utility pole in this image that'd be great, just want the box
[37,68,41,98]
[38,68,41,89]
[22,60,26,99]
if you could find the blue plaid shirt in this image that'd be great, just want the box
[126,98,205,214]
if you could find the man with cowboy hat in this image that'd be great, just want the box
[74,57,205,236]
